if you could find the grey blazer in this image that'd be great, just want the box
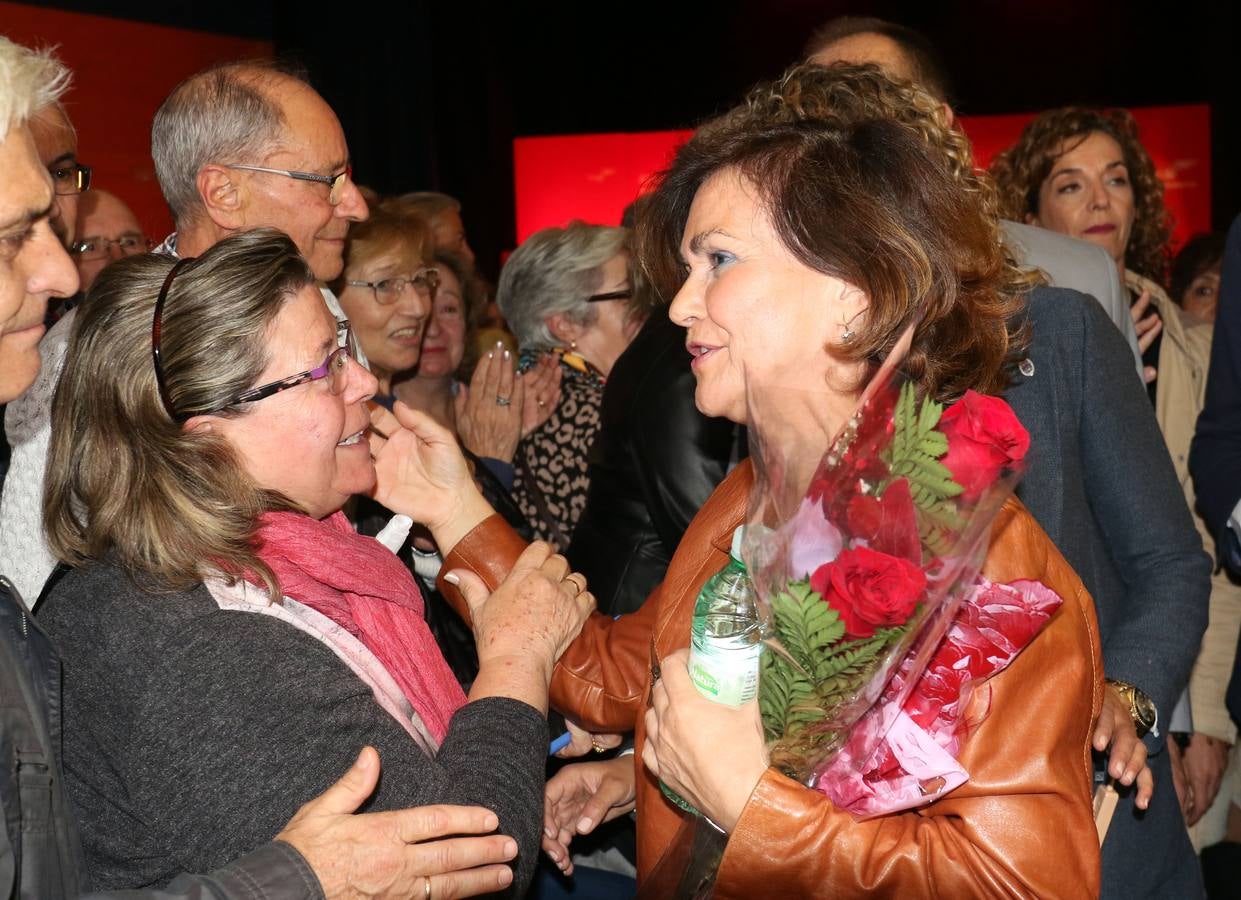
[1001,219,1143,376]
[1008,285,1208,898]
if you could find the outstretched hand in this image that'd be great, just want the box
[278,746,518,899]
[449,542,595,713]
[369,401,493,551]
[541,757,636,876]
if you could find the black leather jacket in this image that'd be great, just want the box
[567,314,739,615]
[0,578,323,900]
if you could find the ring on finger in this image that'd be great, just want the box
[495,395,511,407]
[422,875,432,900]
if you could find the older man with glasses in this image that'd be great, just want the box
[0,36,524,900]
[0,58,371,603]
[69,188,150,295]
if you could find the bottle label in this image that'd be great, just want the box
[689,640,761,707]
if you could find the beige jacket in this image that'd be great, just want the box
[1129,270,1241,744]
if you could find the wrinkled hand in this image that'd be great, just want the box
[1131,289,1162,382]
[553,717,625,759]
[541,757,637,876]
[449,543,594,712]
[456,345,525,463]
[1168,737,1194,820]
[1093,684,1154,809]
[520,354,563,438]
[278,747,518,899]
[369,402,492,550]
[642,649,768,832]
[1181,733,1230,825]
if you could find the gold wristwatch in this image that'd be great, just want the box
[1105,678,1158,739]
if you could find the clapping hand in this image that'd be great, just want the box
[520,353,562,438]
[456,344,525,463]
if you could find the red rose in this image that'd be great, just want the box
[845,478,921,563]
[938,391,1030,500]
[809,545,927,639]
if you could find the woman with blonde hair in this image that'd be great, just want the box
[39,229,593,893]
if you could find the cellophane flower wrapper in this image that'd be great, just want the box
[742,351,1030,818]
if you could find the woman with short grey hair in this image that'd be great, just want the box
[496,221,646,546]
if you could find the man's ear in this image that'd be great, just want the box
[196,164,245,231]
[546,312,584,346]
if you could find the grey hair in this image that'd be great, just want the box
[44,228,315,596]
[152,60,307,228]
[0,37,71,142]
[496,221,629,349]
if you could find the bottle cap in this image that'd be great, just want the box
[729,526,746,564]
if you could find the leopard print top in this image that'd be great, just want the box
[511,365,603,549]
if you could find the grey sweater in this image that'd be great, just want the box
[38,560,548,895]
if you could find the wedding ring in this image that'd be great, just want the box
[495,395,511,406]
[423,875,432,900]
[591,739,606,754]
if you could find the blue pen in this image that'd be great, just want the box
[549,731,572,755]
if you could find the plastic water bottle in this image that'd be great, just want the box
[688,527,762,706]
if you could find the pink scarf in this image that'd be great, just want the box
[251,510,466,743]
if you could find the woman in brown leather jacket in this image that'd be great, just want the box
[385,72,1105,898]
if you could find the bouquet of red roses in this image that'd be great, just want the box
[742,355,1052,815]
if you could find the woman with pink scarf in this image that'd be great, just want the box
[38,229,593,896]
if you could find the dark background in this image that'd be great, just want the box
[27,0,1241,281]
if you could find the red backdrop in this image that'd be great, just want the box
[2,2,273,241]
[514,104,1211,253]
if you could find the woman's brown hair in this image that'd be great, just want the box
[639,63,1030,403]
[44,228,315,595]
[329,207,435,299]
[990,106,1172,284]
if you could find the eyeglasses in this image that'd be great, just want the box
[226,320,359,408]
[152,255,360,422]
[226,164,353,205]
[586,288,632,303]
[71,234,151,261]
[346,268,440,304]
[50,162,91,196]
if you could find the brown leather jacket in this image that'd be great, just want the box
[440,462,1103,898]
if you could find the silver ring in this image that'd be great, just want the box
[495,395,511,406]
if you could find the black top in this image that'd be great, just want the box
[568,313,738,615]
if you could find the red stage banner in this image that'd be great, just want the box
[514,104,1211,253]
[2,2,273,241]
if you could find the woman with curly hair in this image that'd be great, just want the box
[994,108,1236,843]
[990,107,1172,386]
